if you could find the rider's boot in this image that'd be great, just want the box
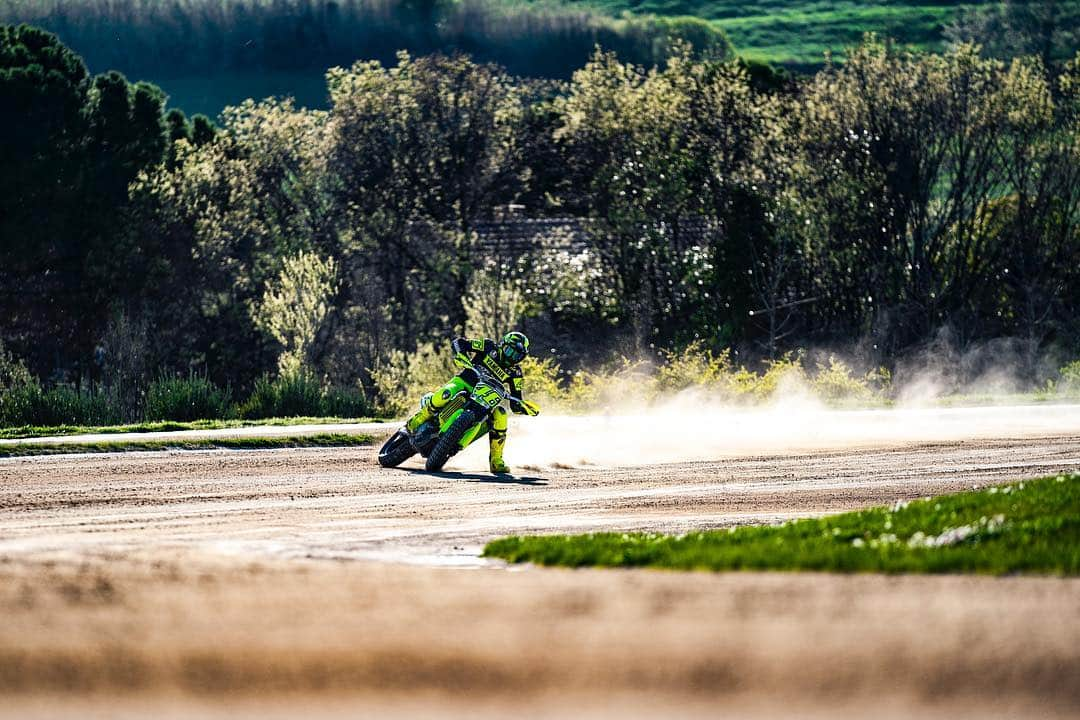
[488,406,510,474]
[405,393,436,432]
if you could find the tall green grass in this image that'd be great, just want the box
[0,382,123,428]
[145,373,233,422]
[0,432,375,458]
[1,0,731,113]
[237,370,370,420]
[1,340,373,427]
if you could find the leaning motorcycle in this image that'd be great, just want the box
[377,362,540,472]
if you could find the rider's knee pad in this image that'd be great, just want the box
[430,386,458,410]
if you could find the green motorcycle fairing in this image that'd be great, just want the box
[436,380,503,450]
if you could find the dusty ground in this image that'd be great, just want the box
[1,413,1079,718]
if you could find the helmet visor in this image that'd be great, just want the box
[503,343,526,363]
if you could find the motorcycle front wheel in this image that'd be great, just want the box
[424,410,476,472]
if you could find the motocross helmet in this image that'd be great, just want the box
[499,331,529,366]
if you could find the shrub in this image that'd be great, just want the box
[558,359,652,413]
[520,356,566,408]
[2,343,126,426]
[811,357,876,403]
[145,373,233,422]
[751,355,810,400]
[370,342,456,416]
[35,385,123,426]
[1,382,123,427]
[0,381,39,428]
[236,369,369,419]
[1059,360,1080,396]
[0,340,33,393]
[654,342,733,393]
[321,384,373,418]
[239,370,324,419]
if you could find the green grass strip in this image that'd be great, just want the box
[0,417,387,440]
[0,433,373,458]
[484,473,1080,575]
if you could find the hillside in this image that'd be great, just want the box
[549,0,988,66]
[2,1,1075,114]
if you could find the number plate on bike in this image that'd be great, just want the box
[474,384,503,408]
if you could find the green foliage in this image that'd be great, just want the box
[3,29,1080,412]
[516,346,884,412]
[240,370,325,420]
[0,383,123,428]
[370,342,457,416]
[0,23,187,380]
[234,369,371,420]
[3,342,122,427]
[1,417,385,440]
[0,340,33,395]
[811,357,889,403]
[463,268,526,341]
[254,251,339,375]
[320,385,375,419]
[554,47,778,343]
[1059,360,1080,396]
[519,356,567,407]
[145,374,233,423]
[653,342,734,392]
[793,37,1080,355]
[191,114,215,145]
[0,433,374,459]
[947,0,1080,68]
[485,473,1080,575]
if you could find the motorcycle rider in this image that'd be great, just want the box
[405,331,533,474]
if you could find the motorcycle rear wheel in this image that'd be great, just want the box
[425,410,476,472]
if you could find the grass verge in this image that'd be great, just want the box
[0,417,386,440]
[0,433,373,458]
[484,473,1080,575]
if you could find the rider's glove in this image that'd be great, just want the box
[509,397,539,416]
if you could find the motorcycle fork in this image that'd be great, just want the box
[459,418,490,450]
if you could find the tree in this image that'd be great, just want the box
[993,54,1080,370]
[553,49,781,350]
[947,1,1080,69]
[0,25,186,382]
[795,38,1028,353]
[129,98,333,387]
[255,251,339,375]
[0,25,90,373]
[324,52,528,355]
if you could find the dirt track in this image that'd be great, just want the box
[2,422,1080,718]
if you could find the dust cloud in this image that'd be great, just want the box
[452,395,1080,470]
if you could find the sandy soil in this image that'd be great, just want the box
[1,420,1079,718]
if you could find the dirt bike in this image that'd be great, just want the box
[377,362,540,472]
